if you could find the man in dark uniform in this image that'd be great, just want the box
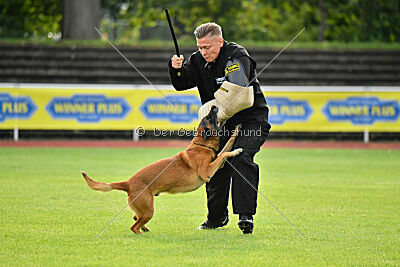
[168,22,270,234]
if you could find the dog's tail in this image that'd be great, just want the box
[81,171,129,192]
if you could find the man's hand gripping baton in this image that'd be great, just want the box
[165,8,181,76]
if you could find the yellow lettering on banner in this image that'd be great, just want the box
[349,106,360,115]
[384,106,395,116]
[190,104,200,114]
[53,103,96,114]
[104,104,122,114]
[149,104,168,113]
[175,104,186,113]
[148,104,186,114]
[295,106,305,116]
[1,102,28,114]
[54,103,64,113]
[328,106,339,115]
[2,102,12,113]
[363,105,369,116]
[329,105,370,116]
[19,103,28,114]
[98,103,107,114]
[64,104,73,113]
[270,105,279,116]
[64,104,74,113]
[371,106,380,116]
[280,105,305,116]
[88,103,95,113]
[280,105,289,115]
[372,105,395,117]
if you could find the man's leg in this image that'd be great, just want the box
[198,124,233,229]
[205,165,232,219]
[231,151,259,215]
[230,120,270,234]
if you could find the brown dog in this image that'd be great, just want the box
[82,106,242,234]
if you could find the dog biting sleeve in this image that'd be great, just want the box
[213,81,254,121]
[198,58,255,122]
[198,99,230,122]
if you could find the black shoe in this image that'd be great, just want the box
[197,216,229,230]
[238,215,253,234]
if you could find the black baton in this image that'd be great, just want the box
[165,8,181,76]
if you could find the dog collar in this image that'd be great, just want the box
[192,142,218,159]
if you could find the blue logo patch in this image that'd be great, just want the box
[46,94,131,122]
[266,97,313,124]
[140,95,201,123]
[0,93,37,122]
[322,97,399,125]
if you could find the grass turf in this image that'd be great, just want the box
[0,147,399,265]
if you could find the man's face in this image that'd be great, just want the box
[196,35,224,63]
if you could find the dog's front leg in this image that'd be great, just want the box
[218,124,241,169]
[201,148,243,182]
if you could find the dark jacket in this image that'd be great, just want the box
[168,41,268,125]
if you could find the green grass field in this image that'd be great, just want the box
[0,147,399,266]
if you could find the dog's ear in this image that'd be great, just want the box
[202,127,211,141]
[199,118,207,128]
[199,118,211,140]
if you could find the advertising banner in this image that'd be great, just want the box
[266,91,400,132]
[1,84,399,132]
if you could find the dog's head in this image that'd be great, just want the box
[198,105,219,141]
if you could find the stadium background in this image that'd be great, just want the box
[0,1,399,266]
[1,0,399,142]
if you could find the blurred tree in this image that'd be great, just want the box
[62,0,101,39]
[101,0,250,41]
[320,0,399,42]
[358,0,400,42]
[0,0,62,38]
[0,0,398,42]
[318,0,326,41]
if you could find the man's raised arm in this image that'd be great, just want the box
[168,55,196,91]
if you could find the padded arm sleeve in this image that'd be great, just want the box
[225,57,251,87]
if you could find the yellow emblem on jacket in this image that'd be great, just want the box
[225,63,240,76]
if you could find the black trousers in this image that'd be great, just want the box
[206,119,271,221]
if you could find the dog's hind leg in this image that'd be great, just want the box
[141,226,150,232]
[128,196,144,234]
[135,193,154,233]
[136,209,154,232]
[132,212,153,234]
[129,191,154,234]
[133,215,149,232]
[130,218,143,234]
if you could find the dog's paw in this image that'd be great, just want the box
[233,124,242,137]
[234,148,243,155]
[219,159,226,169]
[141,226,150,232]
